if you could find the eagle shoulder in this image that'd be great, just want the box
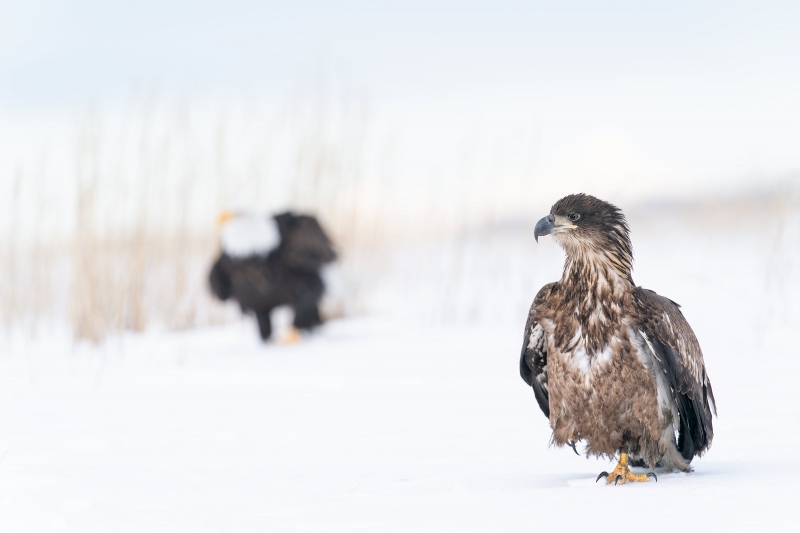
[520,282,558,419]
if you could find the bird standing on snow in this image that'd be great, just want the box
[520,194,716,484]
[209,211,337,343]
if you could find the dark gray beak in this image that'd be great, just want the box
[534,214,555,243]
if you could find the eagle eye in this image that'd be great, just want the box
[568,213,580,222]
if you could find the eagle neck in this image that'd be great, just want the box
[560,254,634,354]
[562,245,633,284]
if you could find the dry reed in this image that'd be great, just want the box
[1,80,798,341]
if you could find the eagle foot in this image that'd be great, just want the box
[567,440,580,456]
[595,453,656,485]
[279,327,302,345]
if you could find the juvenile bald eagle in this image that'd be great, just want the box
[209,211,337,342]
[520,194,716,484]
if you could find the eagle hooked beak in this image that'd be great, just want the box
[534,214,576,242]
[217,210,236,227]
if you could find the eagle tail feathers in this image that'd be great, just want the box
[657,425,693,472]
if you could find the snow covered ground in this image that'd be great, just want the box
[1,205,799,532]
[1,319,798,530]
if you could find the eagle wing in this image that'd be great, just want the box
[633,287,716,460]
[519,283,556,419]
[209,255,232,301]
[209,253,277,311]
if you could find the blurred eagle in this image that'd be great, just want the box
[520,194,716,484]
[209,211,337,342]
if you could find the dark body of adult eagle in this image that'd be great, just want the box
[209,211,337,342]
[520,194,716,484]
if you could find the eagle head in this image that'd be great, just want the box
[534,193,633,276]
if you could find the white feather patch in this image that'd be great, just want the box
[527,324,544,351]
[570,343,613,379]
[631,327,677,425]
[220,214,280,258]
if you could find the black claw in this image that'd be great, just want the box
[568,440,580,456]
[596,472,609,483]
[614,475,622,485]
[647,472,658,482]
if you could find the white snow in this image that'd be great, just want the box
[1,206,799,531]
[1,311,798,532]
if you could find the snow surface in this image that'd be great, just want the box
[1,312,798,532]
[2,206,799,531]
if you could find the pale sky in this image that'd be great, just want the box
[3,1,799,100]
[2,0,799,199]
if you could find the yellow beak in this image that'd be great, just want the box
[217,210,235,226]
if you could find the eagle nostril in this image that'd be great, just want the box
[547,214,555,223]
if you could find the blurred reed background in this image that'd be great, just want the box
[2,73,798,342]
[2,1,800,342]
[0,75,537,339]
[1,78,377,339]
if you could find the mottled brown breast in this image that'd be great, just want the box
[538,275,665,460]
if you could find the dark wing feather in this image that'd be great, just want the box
[520,283,556,419]
[209,255,232,301]
[277,213,337,273]
[634,287,716,460]
[209,254,277,311]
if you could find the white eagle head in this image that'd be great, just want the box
[218,210,281,258]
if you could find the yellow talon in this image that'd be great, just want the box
[280,327,302,345]
[596,453,657,485]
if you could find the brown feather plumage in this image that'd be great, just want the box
[520,194,715,471]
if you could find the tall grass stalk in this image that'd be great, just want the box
[1,82,797,341]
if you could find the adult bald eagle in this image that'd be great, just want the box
[209,211,337,342]
[520,194,716,484]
